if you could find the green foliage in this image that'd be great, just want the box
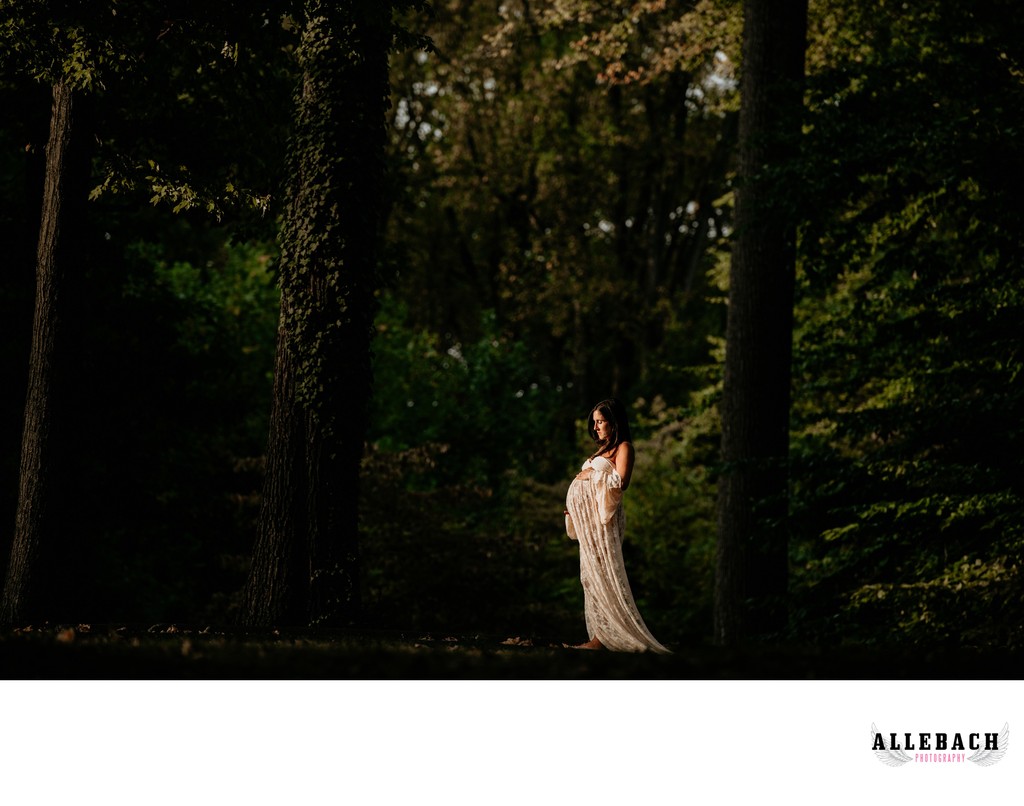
[124,238,280,397]
[359,443,581,636]
[0,0,124,89]
[383,0,740,404]
[61,234,280,623]
[362,265,728,640]
[623,392,721,643]
[844,556,1023,647]
[85,6,294,229]
[369,293,578,483]
[361,291,587,636]
[788,0,1024,648]
[0,1,295,226]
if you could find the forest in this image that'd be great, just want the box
[1,0,1022,677]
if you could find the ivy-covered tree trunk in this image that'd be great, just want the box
[242,1,391,627]
[1,81,83,626]
[714,0,808,644]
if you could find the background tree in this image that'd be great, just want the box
[713,0,807,644]
[1,0,290,625]
[241,0,404,627]
[0,77,89,625]
[0,1,114,624]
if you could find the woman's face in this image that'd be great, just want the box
[593,411,612,442]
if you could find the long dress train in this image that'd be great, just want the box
[565,456,670,653]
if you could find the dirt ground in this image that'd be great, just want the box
[2,624,1022,679]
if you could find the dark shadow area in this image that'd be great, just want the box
[3,625,1023,680]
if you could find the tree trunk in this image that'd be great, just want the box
[1,81,80,626]
[241,1,391,628]
[714,0,808,644]
[239,319,311,626]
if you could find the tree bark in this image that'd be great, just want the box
[714,0,808,644]
[241,1,391,628]
[239,319,311,626]
[1,81,79,626]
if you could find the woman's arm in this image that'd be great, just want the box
[615,442,635,490]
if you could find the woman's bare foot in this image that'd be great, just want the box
[573,637,605,650]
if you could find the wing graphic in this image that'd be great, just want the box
[872,723,913,767]
[968,722,1009,767]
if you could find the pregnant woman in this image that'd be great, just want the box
[564,398,670,653]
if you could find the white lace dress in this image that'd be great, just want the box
[565,456,670,653]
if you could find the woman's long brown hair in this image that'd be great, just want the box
[587,398,633,459]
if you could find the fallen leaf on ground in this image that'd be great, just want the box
[501,636,533,646]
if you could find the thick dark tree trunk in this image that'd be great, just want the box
[1,81,81,626]
[241,1,390,628]
[714,0,808,644]
[240,321,311,626]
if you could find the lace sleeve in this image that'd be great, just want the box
[591,468,623,525]
[565,511,578,540]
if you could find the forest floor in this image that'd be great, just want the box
[2,624,1023,679]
